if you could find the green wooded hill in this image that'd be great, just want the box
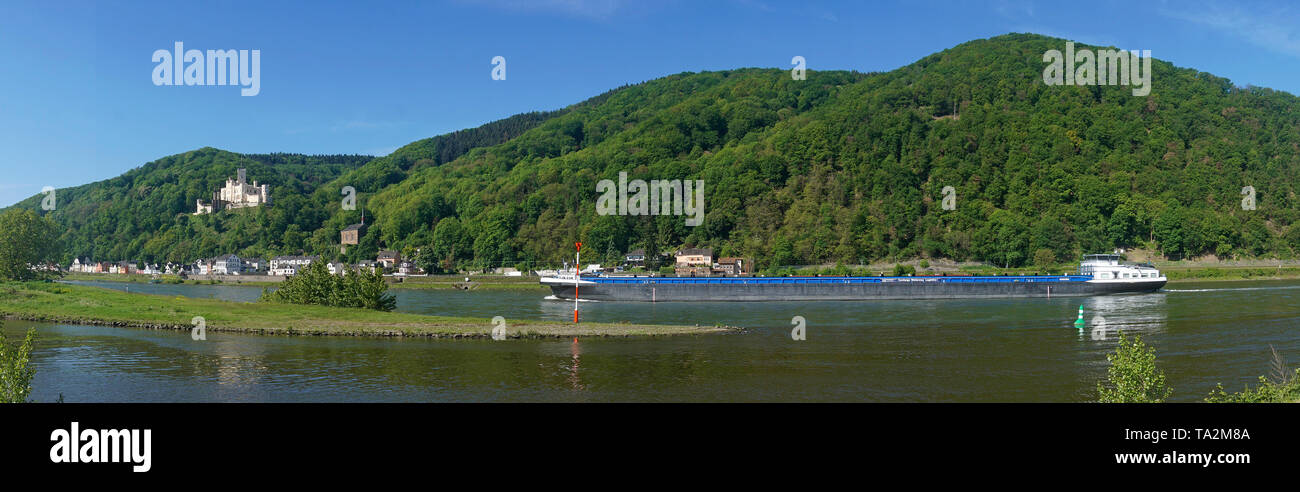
[10,33,1300,269]
[8,150,372,263]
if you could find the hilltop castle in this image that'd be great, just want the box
[194,168,270,214]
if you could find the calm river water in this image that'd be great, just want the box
[6,279,1298,402]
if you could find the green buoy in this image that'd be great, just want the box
[1074,305,1085,329]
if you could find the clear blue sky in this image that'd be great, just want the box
[1,0,1298,207]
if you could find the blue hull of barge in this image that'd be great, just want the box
[546,275,1166,301]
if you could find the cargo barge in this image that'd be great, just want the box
[540,254,1166,302]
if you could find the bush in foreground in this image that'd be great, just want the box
[1097,332,1173,403]
[1205,346,1300,403]
[0,321,37,403]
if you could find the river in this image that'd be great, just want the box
[4,279,1297,402]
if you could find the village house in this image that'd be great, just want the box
[396,261,421,275]
[714,257,753,276]
[376,250,401,269]
[111,261,138,275]
[209,254,242,275]
[70,257,92,273]
[270,255,317,276]
[623,249,646,269]
[355,260,380,273]
[674,248,713,276]
[242,258,267,274]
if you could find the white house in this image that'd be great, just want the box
[270,255,317,276]
[210,254,242,275]
[70,257,92,273]
[355,260,380,273]
[396,261,421,275]
[242,258,267,273]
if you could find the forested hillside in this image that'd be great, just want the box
[8,151,372,262]
[5,105,577,264]
[359,33,1300,270]
[11,33,1300,270]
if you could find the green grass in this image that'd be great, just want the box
[64,272,181,284]
[0,282,734,338]
[1161,267,1300,282]
[62,272,282,287]
[66,272,550,291]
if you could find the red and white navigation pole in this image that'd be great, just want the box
[573,242,581,323]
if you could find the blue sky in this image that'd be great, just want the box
[1,0,1298,207]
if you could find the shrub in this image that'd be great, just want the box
[1205,346,1300,403]
[891,264,916,276]
[261,261,396,311]
[1032,248,1056,269]
[1097,332,1173,403]
[0,322,37,403]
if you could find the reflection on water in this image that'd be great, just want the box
[566,339,584,391]
[19,279,1300,402]
[1082,293,1168,341]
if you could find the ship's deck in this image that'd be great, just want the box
[575,275,1093,285]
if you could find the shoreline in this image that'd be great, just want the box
[61,264,1300,288]
[0,282,739,339]
[1165,275,1300,284]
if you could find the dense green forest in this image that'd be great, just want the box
[9,34,1300,270]
[5,106,577,264]
[7,151,371,263]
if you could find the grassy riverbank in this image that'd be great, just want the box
[0,282,735,338]
[64,272,548,290]
[62,272,283,287]
[1158,266,1300,282]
